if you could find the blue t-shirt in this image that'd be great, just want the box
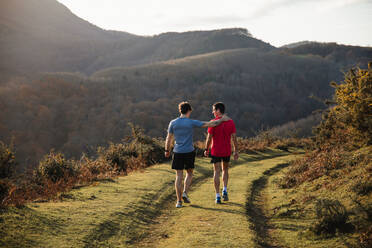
[168,117,204,153]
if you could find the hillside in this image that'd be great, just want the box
[2,148,368,248]
[0,0,371,168]
[0,0,137,75]
[0,48,334,165]
[0,150,303,248]
[281,42,372,67]
[0,0,272,76]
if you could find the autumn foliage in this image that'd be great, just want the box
[280,62,372,243]
[0,124,165,207]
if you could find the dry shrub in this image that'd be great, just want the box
[352,179,372,196]
[279,145,348,188]
[193,141,205,157]
[126,156,147,173]
[77,156,119,181]
[98,124,165,173]
[2,124,166,207]
[280,145,371,188]
[271,137,312,151]
[238,131,310,153]
[238,137,267,152]
[34,151,77,183]
[0,141,16,179]
[311,199,353,236]
[359,226,372,248]
[0,179,12,206]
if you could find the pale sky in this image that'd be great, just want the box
[57,0,372,47]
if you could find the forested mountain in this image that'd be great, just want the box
[0,0,272,76]
[281,42,372,67]
[0,48,337,166]
[281,41,315,48]
[0,0,371,168]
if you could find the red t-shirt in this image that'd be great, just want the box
[208,117,236,157]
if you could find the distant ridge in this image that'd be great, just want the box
[281,41,320,48]
[0,0,272,75]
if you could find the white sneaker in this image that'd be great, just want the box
[182,192,191,203]
[176,201,183,208]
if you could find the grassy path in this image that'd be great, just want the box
[0,149,300,248]
[138,153,299,248]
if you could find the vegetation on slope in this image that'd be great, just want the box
[268,62,372,247]
[0,48,334,165]
[0,1,271,75]
[0,150,295,248]
[0,124,166,207]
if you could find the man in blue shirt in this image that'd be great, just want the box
[165,101,230,208]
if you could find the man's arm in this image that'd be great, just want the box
[201,115,230,128]
[164,132,174,158]
[204,133,213,156]
[231,133,239,160]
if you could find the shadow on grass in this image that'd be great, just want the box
[0,206,66,248]
[149,168,174,174]
[246,163,290,248]
[82,154,257,247]
[82,151,295,247]
[189,204,246,216]
[82,181,175,247]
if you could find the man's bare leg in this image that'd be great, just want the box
[175,170,183,203]
[183,168,193,194]
[222,162,229,189]
[182,168,193,203]
[222,161,229,201]
[214,162,221,190]
[214,163,222,203]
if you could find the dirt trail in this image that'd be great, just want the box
[135,154,297,248]
[1,150,300,248]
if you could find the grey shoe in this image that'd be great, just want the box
[222,191,229,201]
[182,192,191,203]
[176,201,183,208]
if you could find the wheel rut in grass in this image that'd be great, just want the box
[83,151,293,247]
[246,162,290,248]
[131,152,296,248]
[81,160,226,247]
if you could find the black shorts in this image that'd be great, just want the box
[172,151,196,170]
[210,155,230,164]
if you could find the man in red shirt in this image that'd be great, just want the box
[204,102,239,204]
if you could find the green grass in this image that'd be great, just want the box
[139,153,301,248]
[0,148,292,248]
[11,147,363,248]
[2,147,362,248]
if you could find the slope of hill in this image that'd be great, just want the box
[0,0,371,169]
[0,0,272,76]
[2,149,364,247]
[280,42,372,67]
[281,41,316,48]
[0,48,334,165]
[85,28,273,73]
[0,151,302,248]
[0,0,134,75]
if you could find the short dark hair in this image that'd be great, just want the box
[179,101,192,114]
[213,102,225,114]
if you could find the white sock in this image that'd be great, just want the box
[223,186,227,192]
[216,193,221,198]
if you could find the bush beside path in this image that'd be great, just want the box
[1,149,300,248]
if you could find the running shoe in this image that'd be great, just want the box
[182,192,191,203]
[222,191,229,201]
[215,196,222,204]
[176,201,183,208]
